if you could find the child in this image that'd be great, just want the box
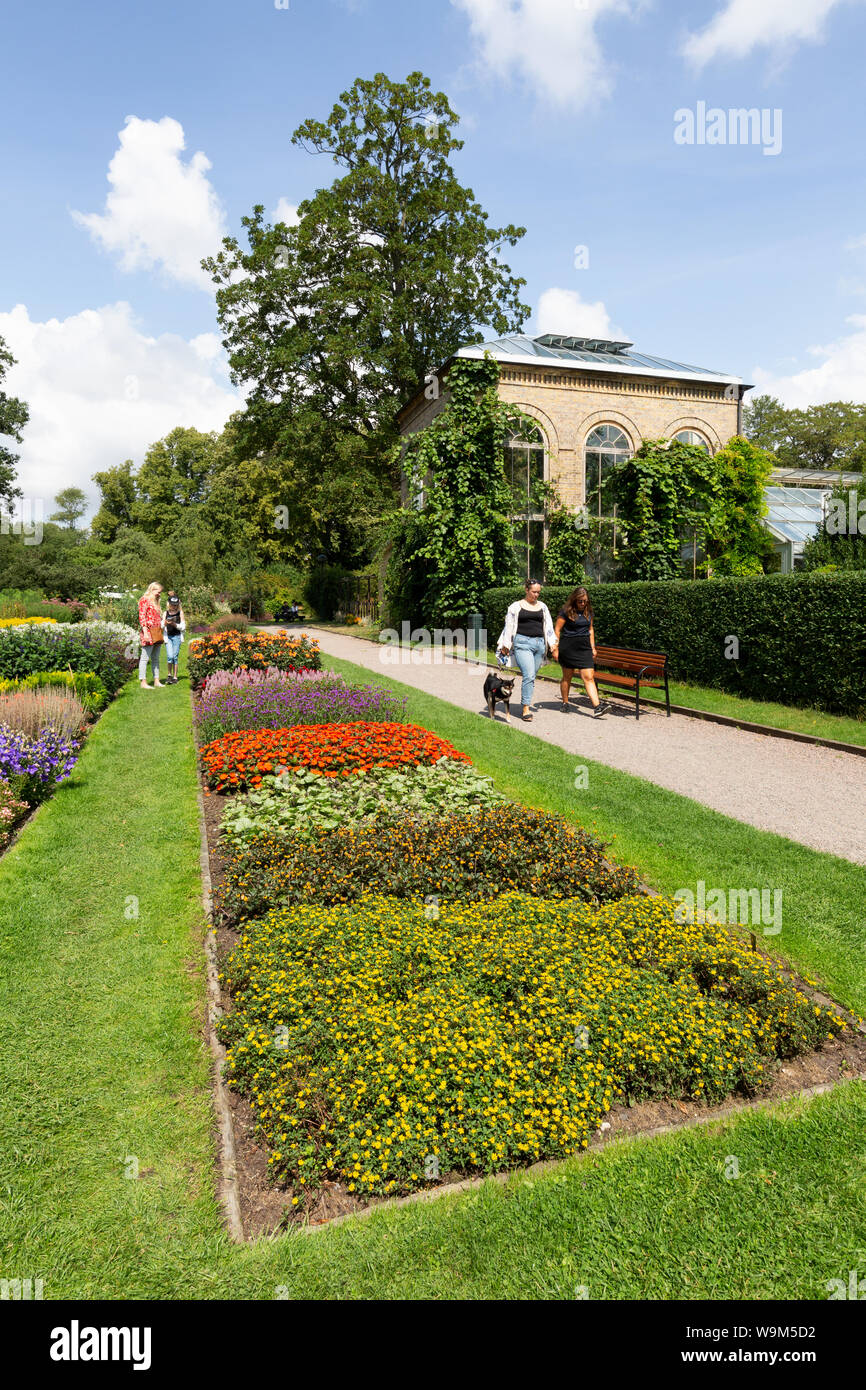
[162,591,186,684]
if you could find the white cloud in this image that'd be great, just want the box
[451,0,633,112]
[681,0,853,68]
[0,302,240,512]
[72,117,228,292]
[271,198,300,227]
[750,313,866,407]
[535,287,617,338]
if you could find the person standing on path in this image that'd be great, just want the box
[137,582,164,690]
[552,585,609,717]
[498,579,557,721]
[162,590,186,685]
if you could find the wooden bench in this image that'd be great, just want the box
[592,645,670,720]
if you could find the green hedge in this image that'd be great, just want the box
[483,572,866,715]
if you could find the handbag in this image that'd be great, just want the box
[148,624,164,646]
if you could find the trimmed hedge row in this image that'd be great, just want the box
[482,572,866,715]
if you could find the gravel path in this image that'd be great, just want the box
[302,627,866,866]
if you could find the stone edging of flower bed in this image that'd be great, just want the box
[191,688,244,1244]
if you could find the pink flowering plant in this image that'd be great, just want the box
[0,778,29,849]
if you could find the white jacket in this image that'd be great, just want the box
[497,599,556,651]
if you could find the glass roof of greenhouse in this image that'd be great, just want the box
[763,486,828,548]
[457,333,746,385]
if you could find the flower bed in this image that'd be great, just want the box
[220,760,507,846]
[0,724,80,805]
[195,667,406,743]
[0,616,58,628]
[0,670,108,714]
[218,893,847,1200]
[216,804,640,922]
[201,721,468,792]
[188,630,321,682]
[0,779,29,849]
[0,620,138,692]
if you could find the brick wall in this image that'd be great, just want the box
[398,363,741,507]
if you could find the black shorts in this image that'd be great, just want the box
[559,638,594,670]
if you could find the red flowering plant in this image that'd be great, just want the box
[199,721,470,793]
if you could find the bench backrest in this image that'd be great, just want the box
[594,644,667,674]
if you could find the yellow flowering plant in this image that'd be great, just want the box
[217,893,847,1203]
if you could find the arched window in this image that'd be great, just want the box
[505,427,546,579]
[584,425,631,520]
[674,429,711,454]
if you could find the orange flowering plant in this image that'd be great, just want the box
[200,720,470,792]
[188,630,321,681]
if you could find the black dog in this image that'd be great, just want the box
[483,671,515,722]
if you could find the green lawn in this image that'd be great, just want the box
[0,650,863,1300]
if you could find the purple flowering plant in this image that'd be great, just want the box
[0,724,80,806]
[195,666,407,743]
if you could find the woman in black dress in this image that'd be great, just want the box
[552,586,609,718]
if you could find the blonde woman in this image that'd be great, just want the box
[137,582,164,690]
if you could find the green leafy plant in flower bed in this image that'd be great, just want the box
[220,760,508,847]
[217,892,848,1202]
[215,804,641,924]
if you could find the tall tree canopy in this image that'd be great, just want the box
[204,71,529,458]
[50,487,88,530]
[0,335,28,508]
[743,394,866,473]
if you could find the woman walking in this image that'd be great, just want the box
[162,590,186,684]
[552,586,609,717]
[497,579,557,722]
[137,582,164,690]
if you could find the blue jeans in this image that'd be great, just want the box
[512,635,546,707]
[139,643,161,681]
[164,634,182,663]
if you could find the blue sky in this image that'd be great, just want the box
[3,0,866,511]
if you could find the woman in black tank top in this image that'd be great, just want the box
[552,586,609,718]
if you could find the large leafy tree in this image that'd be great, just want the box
[204,70,529,460]
[91,460,137,543]
[743,394,866,473]
[0,335,28,508]
[707,436,775,575]
[50,486,88,530]
[133,426,222,535]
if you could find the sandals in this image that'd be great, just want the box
[522,710,533,722]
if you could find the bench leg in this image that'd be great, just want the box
[665,670,671,717]
[635,675,640,719]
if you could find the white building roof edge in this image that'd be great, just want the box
[455,345,743,388]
